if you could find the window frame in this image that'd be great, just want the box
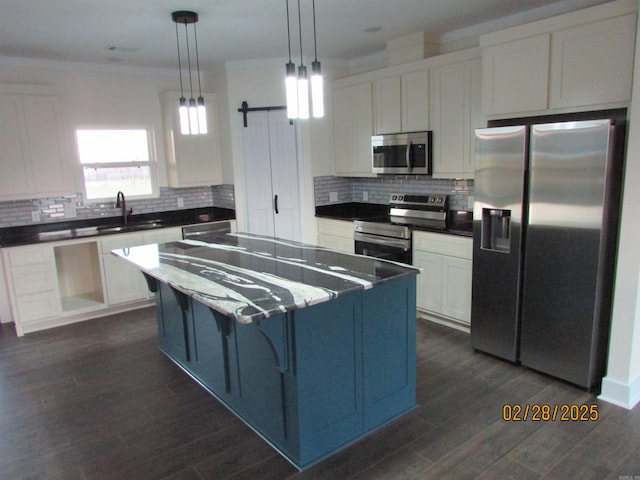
[75,125,160,202]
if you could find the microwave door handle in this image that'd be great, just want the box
[406,141,413,170]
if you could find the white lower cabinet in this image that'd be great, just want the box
[3,245,61,335]
[413,231,472,330]
[316,218,354,254]
[1,224,214,336]
[100,232,148,305]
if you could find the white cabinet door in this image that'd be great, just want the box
[242,110,301,241]
[402,69,429,133]
[482,34,550,115]
[549,13,636,108]
[413,250,442,313]
[161,91,223,188]
[374,71,429,135]
[333,82,375,177]
[0,94,35,196]
[102,253,149,305]
[0,91,75,200]
[441,256,472,324]
[374,76,402,134]
[431,58,481,179]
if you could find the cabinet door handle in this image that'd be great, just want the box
[406,141,413,170]
[274,194,279,214]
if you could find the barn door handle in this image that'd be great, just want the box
[274,194,279,214]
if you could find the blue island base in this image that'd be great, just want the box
[150,275,417,470]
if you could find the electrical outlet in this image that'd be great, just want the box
[363,191,368,201]
[468,196,475,209]
[177,197,184,208]
[31,211,41,222]
[329,191,338,202]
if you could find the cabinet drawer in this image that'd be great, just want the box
[317,218,354,239]
[11,263,57,295]
[413,231,472,259]
[142,227,183,245]
[15,291,60,323]
[7,246,52,267]
[100,232,145,254]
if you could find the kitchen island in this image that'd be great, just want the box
[112,233,419,470]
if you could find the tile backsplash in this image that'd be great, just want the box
[314,175,474,211]
[0,184,235,228]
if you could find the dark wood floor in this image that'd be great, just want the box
[1,309,638,480]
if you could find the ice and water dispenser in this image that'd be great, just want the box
[481,208,511,253]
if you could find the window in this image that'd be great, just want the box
[76,128,157,200]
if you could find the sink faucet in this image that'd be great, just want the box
[115,191,133,227]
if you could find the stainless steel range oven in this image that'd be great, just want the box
[354,194,448,265]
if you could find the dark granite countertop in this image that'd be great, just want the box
[112,232,419,324]
[0,207,235,247]
[315,203,473,237]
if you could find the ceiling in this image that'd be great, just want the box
[0,0,612,71]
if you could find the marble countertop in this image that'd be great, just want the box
[112,232,419,324]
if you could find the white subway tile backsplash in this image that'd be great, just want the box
[314,175,474,211]
[0,184,235,227]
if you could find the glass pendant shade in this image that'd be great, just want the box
[197,96,208,134]
[179,97,190,134]
[297,65,310,120]
[285,62,298,119]
[311,60,324,118]
[188,97,199,134]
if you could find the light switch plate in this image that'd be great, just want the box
[329,191,338,202]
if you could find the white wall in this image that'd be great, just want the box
[600,7,640,409]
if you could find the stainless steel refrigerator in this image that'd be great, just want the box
[471,118,623,390]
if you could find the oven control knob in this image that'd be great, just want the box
[398,195,404,201]
[391,195,397,201]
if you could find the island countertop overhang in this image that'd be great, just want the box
[112,232,419,323]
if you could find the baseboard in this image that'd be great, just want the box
[599,375,640,410]
[417,310,470,333]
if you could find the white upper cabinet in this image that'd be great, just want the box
[482,34,550,116]
[333,82,375,177]
[481,0,637,117]
[374,70,429,134]
[0,86,76,200]
[401,69,430,133]
[160,91,223,188]
[549,13,636,108]
[431,58,482,179]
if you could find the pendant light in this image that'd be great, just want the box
[296,0,310,120]
[284,0,324,120]
[310,0,324,118]
[285,0,298,119]
[172,11,207,135]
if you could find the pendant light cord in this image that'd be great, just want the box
[312,0,318,61]
[297,0,303,65]
[174,21,185,96]
[194,21,203,98]
[286,0,292,61]
[183,22,194,98]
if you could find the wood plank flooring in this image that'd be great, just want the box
[1,308,638,479]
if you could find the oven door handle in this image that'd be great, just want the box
[354,232,410,250]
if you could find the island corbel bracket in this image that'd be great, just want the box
[170,287,191,362]
[256,315,290,374]
[141,272,158,293]
[208,307,233,393]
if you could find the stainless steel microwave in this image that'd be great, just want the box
[372,131,432,175]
